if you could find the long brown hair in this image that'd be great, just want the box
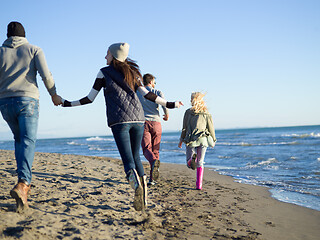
[111,57,142,91]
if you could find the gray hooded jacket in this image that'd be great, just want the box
[0,36,56,99]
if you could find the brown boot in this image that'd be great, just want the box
[151,159,160,181]
[10,182,31,212]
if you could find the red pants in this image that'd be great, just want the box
[141,121,162,166]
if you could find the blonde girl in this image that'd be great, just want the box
[178,92,216,189]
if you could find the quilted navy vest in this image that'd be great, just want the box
[100,65,145,127]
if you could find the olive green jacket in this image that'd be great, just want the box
[180,108,217,147]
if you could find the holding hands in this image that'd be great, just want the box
[51,94,62,106]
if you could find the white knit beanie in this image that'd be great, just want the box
[108,43,130,62]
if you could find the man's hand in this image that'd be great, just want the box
[51,94,62,106]
[163,114,169,121]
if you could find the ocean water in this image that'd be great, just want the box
[1,125,319,211]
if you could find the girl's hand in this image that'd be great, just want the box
[178,141,183,148]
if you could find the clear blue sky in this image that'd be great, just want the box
[0,0,319,140]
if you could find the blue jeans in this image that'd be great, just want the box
[111,122,145,177]
[0,97,39,184]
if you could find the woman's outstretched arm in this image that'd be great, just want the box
[62,71,104,107]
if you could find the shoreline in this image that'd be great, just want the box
[1,150,319,239]
[1,125,319,214]
[205,165,320,213]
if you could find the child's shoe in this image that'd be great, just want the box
[187,153,197,170]
[196,167,204,190]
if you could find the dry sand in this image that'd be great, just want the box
[0,149,319,240]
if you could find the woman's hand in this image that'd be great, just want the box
[175,101,184,108]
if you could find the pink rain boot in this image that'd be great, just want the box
[196,167,204,190]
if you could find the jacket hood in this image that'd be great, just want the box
[189,108,210,116]
[2,36,28,48]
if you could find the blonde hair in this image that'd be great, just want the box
[191,92,208,113]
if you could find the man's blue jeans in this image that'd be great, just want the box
[0,97,39,184]
[111,122,145,177]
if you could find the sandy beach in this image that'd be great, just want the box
[0,149,319,240]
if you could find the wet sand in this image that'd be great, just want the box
[0,149,319,239]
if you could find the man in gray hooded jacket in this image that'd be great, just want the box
[0,21,61,212]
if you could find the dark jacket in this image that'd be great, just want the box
[100,65,145,127]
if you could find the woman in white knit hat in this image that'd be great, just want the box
[61,43,183,211]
